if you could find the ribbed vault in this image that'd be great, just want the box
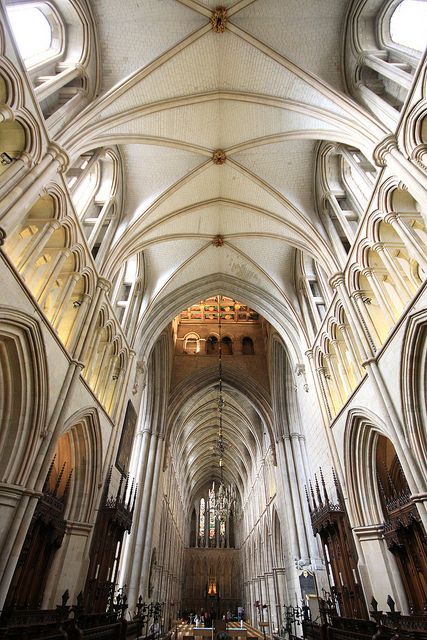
[55,0,389,365]
[166,363,273,510]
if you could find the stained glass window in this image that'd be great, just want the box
[199,498,205,538]
[209,487,216,539]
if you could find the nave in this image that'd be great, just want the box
[1,0,427,639]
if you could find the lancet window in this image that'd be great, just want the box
[5,0,99,133]
[346,0,426,130]
[317,143,377,263]
[67,149,120,266]
[194,488,234,549]
[110,253,143,339]
[6,4,58,65]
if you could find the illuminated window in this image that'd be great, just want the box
[390,0,427,51]
[209,487,216,539]
[7,5,53,62]
[199,498,205,538]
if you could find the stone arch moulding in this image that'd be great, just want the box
[401,308,427,478]
[0,306,48,486]
[343,408,391,528]
[165,364,275,471]
[134,273,307,369]
[60,406,103,523]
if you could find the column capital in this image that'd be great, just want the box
[371,242,384,253]
[361,267,374,278]
[71,359,85,371]
[373,134,398,167]
[0,104,14,122]
[46,142,70,172]
[383,212,399,225]
[17,151,34,168]
[304,349,313,360]
[97,276,111,292]
[329,271,345,289]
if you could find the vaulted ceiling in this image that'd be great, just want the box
[59,0,389,506]
[59,0,387,359]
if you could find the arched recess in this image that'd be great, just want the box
[4,407,102,609]
[0,308,47,486]
[60,407,103,523]
[134,273,307,369]
[344,410,427,613]
[401,309,427,478]
[272,508,284,569]
[344,411,390,528]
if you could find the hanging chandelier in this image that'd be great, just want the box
[211,296,236,523]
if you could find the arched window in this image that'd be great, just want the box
[221,336,232,355]
[390,0,427,52]
[199,498,205,539]
[206,335,219,354]
[68,149,120,266]
[317,143,377,263]
[6,0,98,128]
[298,254,332,337]
[111,255,141,332]
[344,0,424,130]
[184,333,200,354]
[6,4,59,65]
[242,337,254,355]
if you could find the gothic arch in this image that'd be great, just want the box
[0,307,48,486]
[401,309,427,477]
[60,407,103,523]
[134,273,306,370]
[344,409,393,527]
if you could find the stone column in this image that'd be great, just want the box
[372,242,413,299]
[282,436,309,562]
[384,212,427,271]
[350,290,381,351]
[127,431,159,606]
[0,144,69,236]
[362,267,397,325]
[330,338,352,395]
[361,53,412,90]
[356,83,399,131]
[141,436,165,597]
[74,277,111,362]
[374,135,427,222]
[325,192,355,242]
[35,64,85,102]
[15,220,61,273]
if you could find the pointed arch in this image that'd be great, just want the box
[0,307,48,485]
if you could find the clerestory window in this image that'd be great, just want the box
[6,3,61,67]
[390,0,427,52]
